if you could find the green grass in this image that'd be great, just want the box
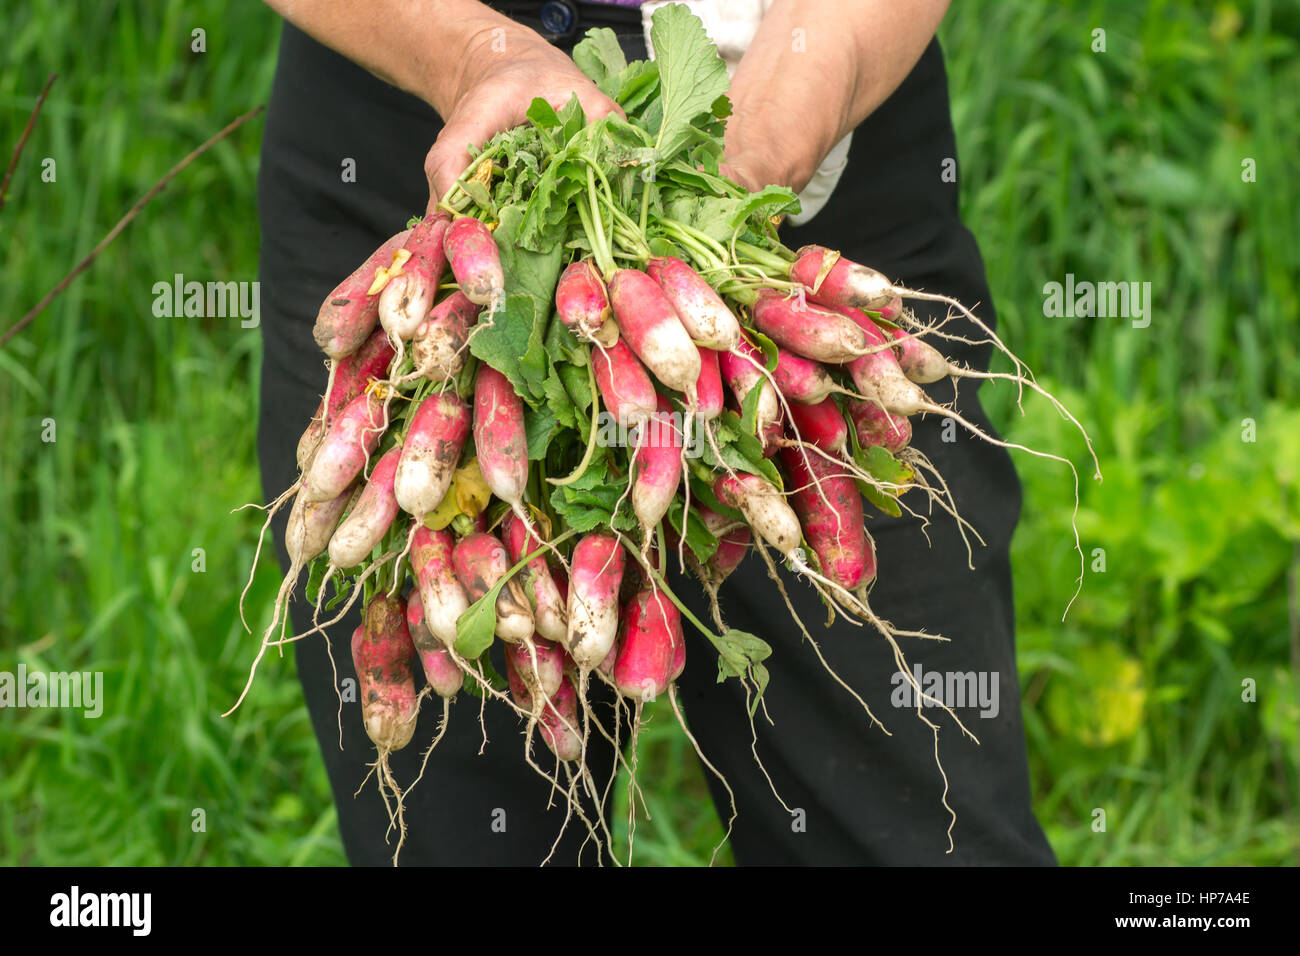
[2,0,1296,866]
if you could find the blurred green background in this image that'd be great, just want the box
[2,0,1296,865]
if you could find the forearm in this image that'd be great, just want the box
[728,0,950,191]
[261,0,529,115]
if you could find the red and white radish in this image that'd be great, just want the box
[780,447,874,591]
[411,526,468,650]
[353,595,420,752]
[298,327,397,471]
[607,268,701,399]
[787,398,850,454]
[452,532,534,643]
[313,230,411,360]
[472,364,528,519]
[555,259,617,347]
[379,213,450,340]
[847,397,912,453]
[751,288,871,363]
[714,473,802,558]
[566,533,626,670]
[443,216,504,307]
[286,480,356,566]
[394,391,471,519]
[327,445,402,568]
[613,586,682,701]
[631,396,684,540]
[502,512,567,645]
[303,392,386,502]
[505,637,565,702]
[592,337,657,427]
[538,676,582,761]
[694,346,725,420]
[646,255,740,350]
[412,291,480,382]
[719,338,778,435]
[406,588,464,698]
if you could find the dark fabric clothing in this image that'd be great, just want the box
[256,3,1055,865]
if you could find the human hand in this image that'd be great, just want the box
[423,24,623,210]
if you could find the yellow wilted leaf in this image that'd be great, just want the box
[454,459,492,516]
[367,247,412,295]
[421,458,491,531]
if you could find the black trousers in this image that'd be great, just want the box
[256,5,1056,865]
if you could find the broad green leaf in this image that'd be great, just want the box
[524,404,558,460]
[573,27,628,87]
[455,591,498,659]
[649,3,730,161]
[728,184,802,230]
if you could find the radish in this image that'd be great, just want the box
[406,588,464,698]
[327,446,402,568]
[286,480,356,566]
[504,646,534,711]
[789,244,897,312]
[443,216,504,306]
[631,396,684,541]
[694,347,724,420]
[614,586,682,701]
[607,268,701,399]
[787,398,850,454]
[593,337,657,427]
[566,533,626,670]
[298,327,397,472]
[505,637,565,701]
[502,512,567,645]
[452,532,534,643]
[714,473,802,558]
[379,213,451,340]
[719,338,778,435]
[646,256,741,350]
[751,288,871,363]
[696,504,745,538]
[707,526,751,583]
[847,397,912,453]
[771,347,853,405]
[313,229,412,360]
[411,526,468,650]
[837,305,939,418]
[889,325,949,384]
[303,392,386,502]
[352,595,419,752]
[789,245,1034,396]
[780,447,874,591]
[412,291,480,382]
[504,653,581,759]
[555,259,617,347]
[760,418,784,457]
[877,296,905,321]
[472,364,528,520]
[538,676,582,761]
[394,391,470,519]
[668,621,686,682]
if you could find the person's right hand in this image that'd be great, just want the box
[423,24,622,211]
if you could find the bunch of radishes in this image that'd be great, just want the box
[234,5,1096,863]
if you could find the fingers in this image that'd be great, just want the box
[424,74,623,213]
[720,161,760,193]
[424,95,512,212]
